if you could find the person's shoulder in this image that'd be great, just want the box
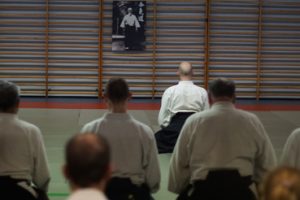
[18,119,41,133]
[184,109,211,124]
[82,117,105,131]
[234,108,264,126]
[161,85,177,97]
[237,108,259,120]
[129,117,154,138]
[191,83,207,92]
[165,84,177,92]
[15,119,44,141]
[132,117,153,131]
[288,128,300,140]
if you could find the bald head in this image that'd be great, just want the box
[178,62,193,79]
[64,133,110,188]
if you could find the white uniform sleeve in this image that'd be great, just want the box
[158,89,172,127]
[253,117,277,183]
[281,129,300,167]
[144,131,161,192]
[81,122,97,134]
[81,123,90,133]
[31,127,50,191]
[202,90,210,110]
[134,15,140,28]
[168,119,192,194]
[120,15,126,28]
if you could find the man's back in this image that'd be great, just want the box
[281,128,300,168]
[81,112,160,192]
[0,113,50,191]
[167,81,207,111]
[169,102,277,194]
[168,78,277,200]
[159,81,208,128]
[183,102,274,178]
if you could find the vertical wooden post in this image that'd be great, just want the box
[152,0,157,99]
[256,0,263,100]
[98,0,104,98]
[45,0,49,97]
[204,0,210,89]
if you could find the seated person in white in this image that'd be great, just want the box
[281,128,300,168]
[64,133,111,200]
[81,78,160,200]
[168,78,277,200]
[155,62,209,153]
[0,80,50,200]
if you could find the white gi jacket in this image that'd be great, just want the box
[158,81,209,128]
[0,113,50,191]
[81,112,160,192]
[168,102,277,194]
[281,128,300,168]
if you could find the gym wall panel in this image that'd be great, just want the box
[155,1,206,97]
[209,0,260,98]
[260,0,300,98]
[0,0,47,96]
[47,0,99,96]
[0,0,300,99]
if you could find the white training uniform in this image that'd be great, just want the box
[81,112,160,192]
[281,128,300,168]
[158,80,209,128]
[0,113,50,192]
[168,102,277,194]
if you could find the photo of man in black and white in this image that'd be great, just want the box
[120,7,140,50]
[112,1,146,51]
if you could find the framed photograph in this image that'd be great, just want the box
[112,1,146,51]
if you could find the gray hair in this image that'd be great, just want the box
[0,80,20,112]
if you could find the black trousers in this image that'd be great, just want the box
[155,112,195,153]
[106,177,153,200]
[0,176,49,200]
[124,25,136,49]
[0,176,36,200]
[177,170,256,200]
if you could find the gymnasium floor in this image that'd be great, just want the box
[18,98,300,200]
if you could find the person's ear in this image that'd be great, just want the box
[105,164,112,180]
[103,94,109,103]
[208,92,213,105]
[232,94,236,103]
[62,164,70,180]
[128,92,132,100]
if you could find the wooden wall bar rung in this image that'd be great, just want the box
[204,0,210,89]
[45,0,49,97]
[98,0,104,98]
[256,0,263,100]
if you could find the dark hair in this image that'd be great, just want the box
[105,78,130,103]
[65,133,110,187]
[0,80,20,112]
[260,166,300,200]
[208,78,235,99]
